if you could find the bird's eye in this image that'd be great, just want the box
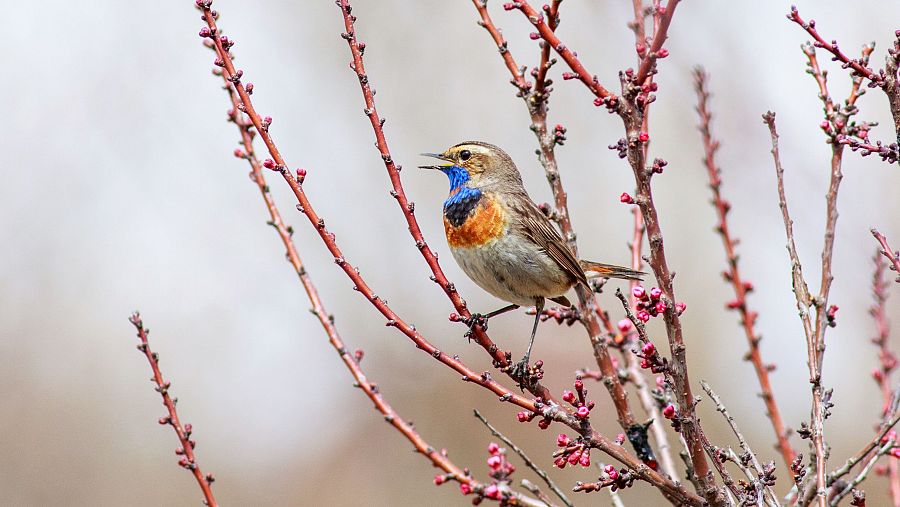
[459,150,472,161]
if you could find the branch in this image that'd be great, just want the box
[700,381,779,507]
[873,229,900,282]
[763,112,830,507]
[474,410,574,507]
[869,250,900,505]
[471,0,639,438]
[694,68,796,471]
[194,4,702,504]
[128,313,217,507]
[787,7,881,86]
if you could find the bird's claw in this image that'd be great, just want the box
[508,357,541,391]
[461,313,488,342]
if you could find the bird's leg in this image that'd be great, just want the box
[461,304,519,340]
[511,297,544,388]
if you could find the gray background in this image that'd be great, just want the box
[2,1,900,505]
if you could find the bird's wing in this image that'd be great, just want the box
[516,202,589,287]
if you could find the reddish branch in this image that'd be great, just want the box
[471,1,638,434]
[873,229,900,282]
[763,112,830,507]
[128,313,218,507]
[218,77,544,506]
[506,2,719,503]
[195,2,701,504]
[788,6,900,160]
[336,2,522,385]
[869,251,900,505]
[694,68,796,471]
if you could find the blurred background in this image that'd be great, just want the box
[2,1,900,505]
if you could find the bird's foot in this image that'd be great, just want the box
[460,313,488,342]
[507,357,544,391]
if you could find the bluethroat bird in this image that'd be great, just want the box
[420,141,643,379]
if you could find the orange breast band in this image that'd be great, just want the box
[444,194,506,248]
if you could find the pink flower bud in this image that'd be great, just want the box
[296,167,307,182]
[579,453,591,467]
[637,310,651,322]
[487,442,500,455]
[199,27,211,38]
[658,48,669,58]
[617,319,632,332]
[620,192,634,204]
[649,287,662,300]
[632,285,646,299]
[616,433,626,445]
[529,32,540,40]
[516,411,530,422]
[434,475,446,485]
[605,465,619,480]
[487,455,502,469]
[576,406,590,418]
[233,149,245,158]
[537,418,550,429]
[263,159,276,169]
[638,131,650,142]
[555,456,567,468]
[568,451,581,464]
[460,483,473,495]
[641,342,655,355]
[557,434,570,447]
[562,390,576,403]
[663,404,676,419]
[574,379,584,391]
[654,301,667,314]
[675,302,687,315]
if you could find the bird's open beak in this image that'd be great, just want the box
[419,152,454,170]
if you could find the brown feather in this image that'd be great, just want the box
[515,200,589,287]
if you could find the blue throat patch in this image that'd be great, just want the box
[442,166,481,209]
[441,166,483,227]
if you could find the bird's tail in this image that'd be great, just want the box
[579,260,645,281]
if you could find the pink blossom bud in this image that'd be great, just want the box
[616,433,626,445]
[529,32,540,40]
[641,342,655,355]
[537,418,550,429]
[562,390,576,403]
[638,131,650,142]
[448,313,460,322]
[568,451,581,464]
[487,442,500,455]
[557,434,570,447]
[649,287,662,300]
[434,475,446,485]
[632,285,646,299]
[516,411,530,422]
[460,483,473,495]
[656,376,665,389]
[640,358,650,369]
[654,301,667,314]
[487,455,502,469]
[637,310,651,322]
[296,167,307,182]
[233,149,245,158]
[605,465,619,480]
[554,456,567,468]
[726,299,741,309]
[658,48,669,58]
[576,406,590,418]
[675,302,687,315]
[593,97,604,107]
[663,404,676,419]
[263,159,276,169]
[502,2,516,10]
[620,192,634,204]
[574,379,584,391]
[579,453,590,467]
[617,319,632,332]
[199,27,211,38]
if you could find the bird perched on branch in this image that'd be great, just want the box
[420,141,642,382]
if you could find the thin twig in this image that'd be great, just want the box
[873,229,900,282]
[128,313,218,507]
[694,68,795,472]
[829,441,895,507]
[701,380,780,507]
[763,111,829,507]
[475,410,574,507]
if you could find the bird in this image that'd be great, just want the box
[420,141,643,381]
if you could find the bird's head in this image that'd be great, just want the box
[419,141,523,194]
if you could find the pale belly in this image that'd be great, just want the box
[450,232,572,307]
